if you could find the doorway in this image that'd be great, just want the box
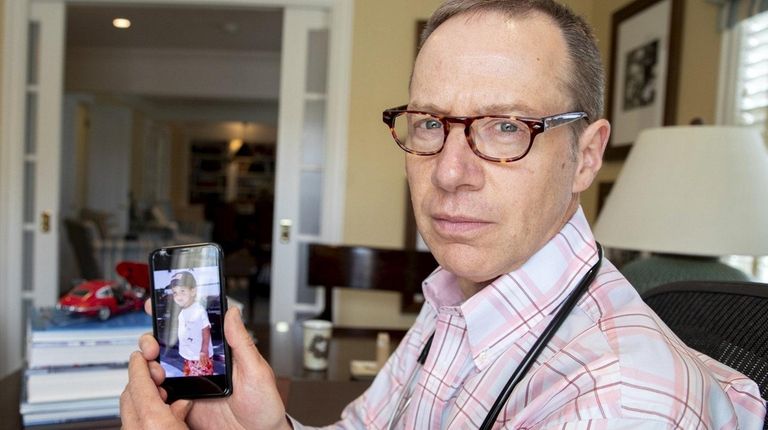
[61,5,284,323]
[59,5,283,321]
[0,0,351,377]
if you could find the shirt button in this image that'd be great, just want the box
[478,349,488,365]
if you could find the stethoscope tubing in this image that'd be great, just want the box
[479,243,602,429]
[387,243,603,430]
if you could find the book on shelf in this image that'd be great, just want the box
[19,380,120,427]
[26,307,151,369]
[27,307,151,344]
[22,404,120,427]
[28,340,139,368]
[24,363,129,404]
[20,307,150,426]
[20,391,119,415]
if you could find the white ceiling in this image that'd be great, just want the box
[65,4,283,126]
[66,5,283,52]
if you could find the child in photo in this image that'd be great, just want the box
[169,271,214,376]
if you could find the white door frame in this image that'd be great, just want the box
[0,0,351,377]
[0,0,32,379]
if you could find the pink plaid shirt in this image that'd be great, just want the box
[297,208,765,429]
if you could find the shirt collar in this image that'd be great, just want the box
[422,206,599,369]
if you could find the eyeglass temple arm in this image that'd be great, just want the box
[543,112,588,129]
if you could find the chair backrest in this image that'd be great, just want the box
[642,281,768,427]
[307,244,438,321]
[64,218,103,280]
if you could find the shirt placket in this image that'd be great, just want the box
[408,307,471,429]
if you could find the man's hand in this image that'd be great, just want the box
[120,306,292,430]
[120,351,192,429]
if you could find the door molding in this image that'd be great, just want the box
[0,0,31,378]
[0,0,352,377]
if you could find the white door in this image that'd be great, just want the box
[26,2,65,306]
[271,7,334,324]
[0,0,65,375]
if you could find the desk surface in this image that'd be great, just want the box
[2,324,402,429]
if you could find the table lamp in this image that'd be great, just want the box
[593,126,768,294]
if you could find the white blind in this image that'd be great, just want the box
[737,11,768,127]
[723,11,768,282]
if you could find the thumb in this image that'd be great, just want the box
[224,307,288,430]
[169,399,193,423]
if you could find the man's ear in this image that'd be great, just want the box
[572,118,610,193]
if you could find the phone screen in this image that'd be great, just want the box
[149,243,232,401]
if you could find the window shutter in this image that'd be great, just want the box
[737,12,768,127]
[722,12,768,282]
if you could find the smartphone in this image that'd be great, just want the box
[148,243,233,402]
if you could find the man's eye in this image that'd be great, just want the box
[422,119,442,129]
[497,122,519,133]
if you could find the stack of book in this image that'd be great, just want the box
[20,307,151,427]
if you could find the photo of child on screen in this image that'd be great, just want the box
[168,271,214,376]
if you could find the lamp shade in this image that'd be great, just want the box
[594,126,768,257]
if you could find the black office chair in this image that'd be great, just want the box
[642,281,768,428]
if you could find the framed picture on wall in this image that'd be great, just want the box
[605,0,683,161]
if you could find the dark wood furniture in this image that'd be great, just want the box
[307,243,438,320]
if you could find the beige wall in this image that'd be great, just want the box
[343,0,444,247]
[0,0,4,136]
[564,0,594,22]
[676,1,721,125]
[343,0,723,247]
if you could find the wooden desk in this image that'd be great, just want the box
[1,324,403,428]
[260,324,403,382]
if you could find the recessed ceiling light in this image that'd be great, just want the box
[112,18,131,29]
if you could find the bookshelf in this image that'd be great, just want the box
[188,140,275,207]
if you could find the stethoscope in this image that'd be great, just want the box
[386,243,603,430]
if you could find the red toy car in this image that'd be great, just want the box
[57,261,149,320]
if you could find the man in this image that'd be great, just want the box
[121,1,766,428]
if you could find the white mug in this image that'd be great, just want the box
[302,319,333,370]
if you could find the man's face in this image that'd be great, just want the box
[172,285,195,308]
[408,12,583,287]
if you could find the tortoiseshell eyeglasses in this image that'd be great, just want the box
[382,105,588,163]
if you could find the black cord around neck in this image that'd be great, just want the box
[413,243,603,430]
[479,243,602,430]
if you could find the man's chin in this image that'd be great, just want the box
[435,247,498,281]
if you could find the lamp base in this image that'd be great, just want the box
[621,254,750,296]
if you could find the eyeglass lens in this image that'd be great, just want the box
[392,112,533,159]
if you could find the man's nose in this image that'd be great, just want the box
[431,126,484,192]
